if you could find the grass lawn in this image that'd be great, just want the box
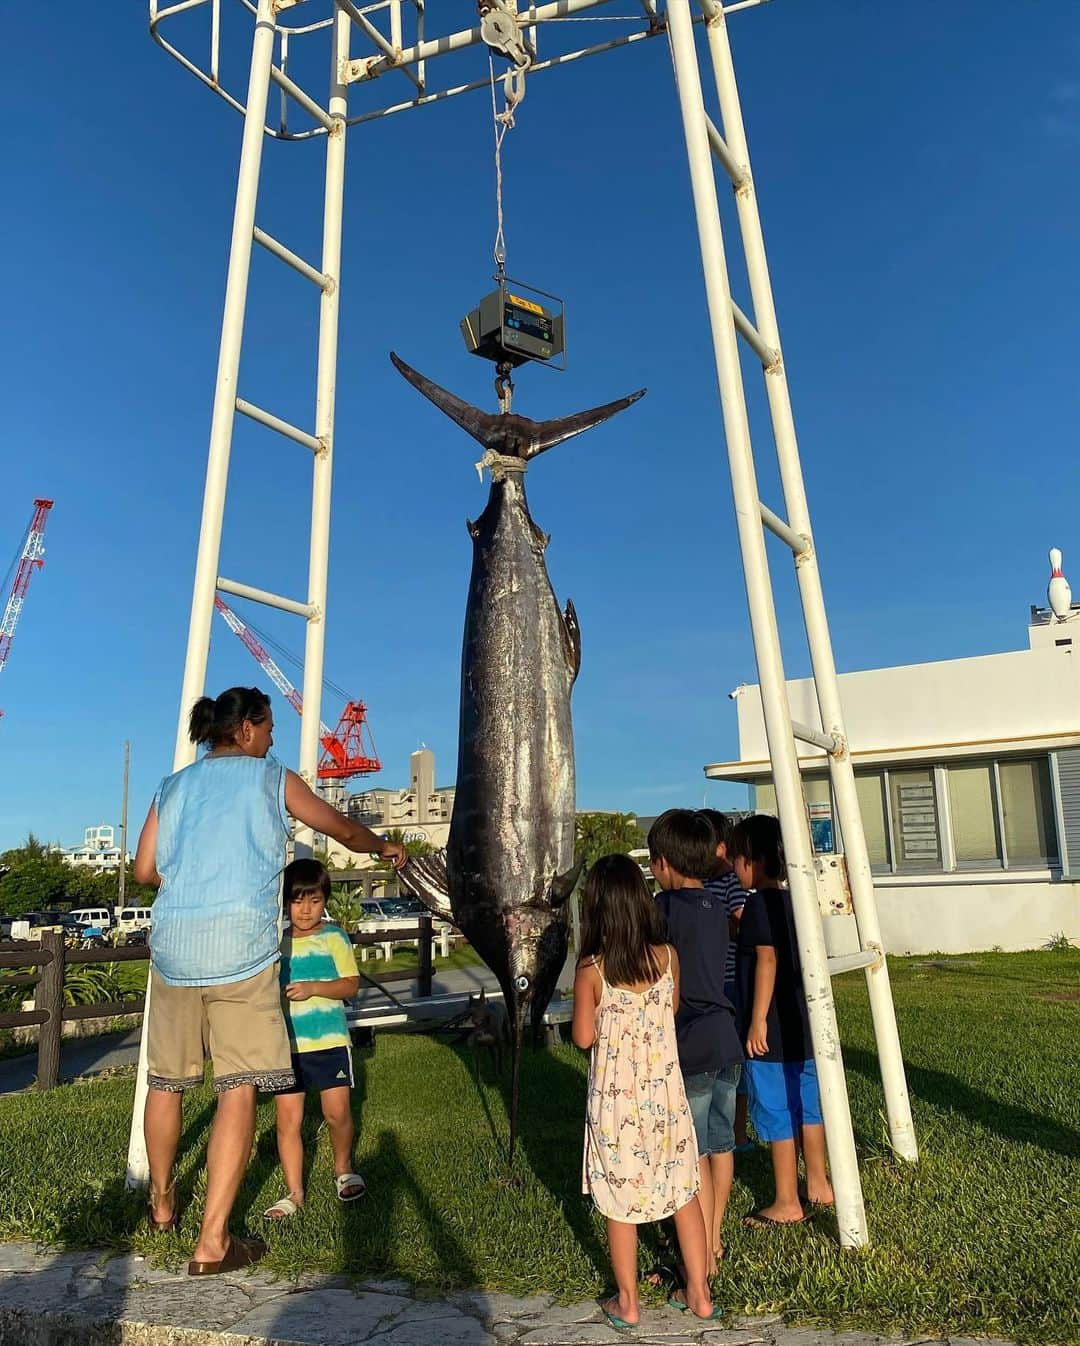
[0,949,1076,1344]
[361,940,484,977]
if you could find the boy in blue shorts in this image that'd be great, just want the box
[731,815,834,1226]
[264,858,365,1219]
[649,809,742,1270]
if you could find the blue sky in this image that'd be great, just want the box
[1,1,1078,851]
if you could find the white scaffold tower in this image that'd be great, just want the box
[132,0,919,1246]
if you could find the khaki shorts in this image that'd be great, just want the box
[146,964,294,1094]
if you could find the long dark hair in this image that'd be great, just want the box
[579,853,666,988]
[188,687,271,747]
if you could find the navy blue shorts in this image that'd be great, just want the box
[744,1058,822,1142]
[683,1063,741,1156]
[280,1046,354,1095]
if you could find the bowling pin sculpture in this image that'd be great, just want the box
[1048,547,1073,620]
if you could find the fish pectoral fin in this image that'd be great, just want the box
[398,850,453,920]
[562,597,581,682]
[549,858,584,908]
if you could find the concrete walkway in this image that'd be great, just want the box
[0,1243,1010,1346]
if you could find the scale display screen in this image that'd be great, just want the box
[503,294,554,347]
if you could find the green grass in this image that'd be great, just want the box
[363,940,484,976]
[0,950,1076,1344]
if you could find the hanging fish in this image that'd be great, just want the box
[391,352,645,1161]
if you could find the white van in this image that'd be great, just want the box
[115,906,152,934]
[69,907,113,933]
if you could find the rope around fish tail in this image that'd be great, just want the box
[508,1013,524,1167]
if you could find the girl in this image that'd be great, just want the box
[572,853,720,1329]
[731,815,834,1227]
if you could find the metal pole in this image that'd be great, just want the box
[127,0,278,1188]
[118,740,130,910]
[296,2,350,851]
[702,5,917,1163]
[169,0,278,772]
[666,0,868,1246]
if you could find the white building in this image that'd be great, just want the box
[63,824,125,873]
[705,571,1080,955]
[329,748,455,865]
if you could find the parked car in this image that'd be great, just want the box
[114,906,152,936]
[358,897,451,933]
[122,926,149,947]
[68,907,113,934]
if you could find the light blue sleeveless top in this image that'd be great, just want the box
[149,754,290,986]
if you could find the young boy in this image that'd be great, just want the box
[699,808,751,1151]
[648,809,743,1270]
[264,858,365,1219]
[731,815,834,1226]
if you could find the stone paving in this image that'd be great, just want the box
[0,1243,1016,1346]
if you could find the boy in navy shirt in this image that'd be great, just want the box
[731,815,834,1225]
[648,809,742,1269]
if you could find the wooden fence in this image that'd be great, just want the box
[0,915,436,1091]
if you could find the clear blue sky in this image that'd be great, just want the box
[1,1,1078,850]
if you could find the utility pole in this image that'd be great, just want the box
[118,740,130,908]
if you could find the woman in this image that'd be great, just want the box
[133,686,405,1276]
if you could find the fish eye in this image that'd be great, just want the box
[515,975,530,992]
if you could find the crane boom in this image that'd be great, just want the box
[0,498,54,717]
[212,595,381,781]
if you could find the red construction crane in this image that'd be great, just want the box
[0,499,54,720]
[213,595,381,781]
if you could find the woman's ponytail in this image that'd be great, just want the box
[188,696,218,745]
[188,687,271,748]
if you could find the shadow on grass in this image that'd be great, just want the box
[843,1045,1080,1160]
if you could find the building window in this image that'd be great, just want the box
[888,768,941,871]
[854,770,891,872]
[998,758,1057,867]
[751,753,1059,876]
[947,764,1001,869]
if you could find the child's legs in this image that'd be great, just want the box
[744,1061,803,1220]
[797,1057,832,1203]
[604,1219,640,1322]
[671,1197,713,1315]
[706,1064,739,1245]
[319,1086,355,1174]
[274,1090,307,1199]
[683,1070,716,1267]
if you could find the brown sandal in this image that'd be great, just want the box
[187,1236,267,1277]
[147,1182,178,1234]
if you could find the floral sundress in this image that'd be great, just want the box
[581,948,700,1223]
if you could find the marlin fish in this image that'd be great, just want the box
[391,352,644,1159]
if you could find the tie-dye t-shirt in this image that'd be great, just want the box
[279,922,359,1053]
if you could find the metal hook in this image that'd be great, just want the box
[495,362,515,415]
[503,64,526,109]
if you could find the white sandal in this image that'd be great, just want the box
[263,1193,303,1220]
[335,1172,366,1203]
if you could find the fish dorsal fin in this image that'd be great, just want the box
[391,352,645,462]
[397,849,453,920]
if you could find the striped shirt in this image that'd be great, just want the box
[704,871,746,984]
[280,922,359,1053]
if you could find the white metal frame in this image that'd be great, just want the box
[130,0,917,1249]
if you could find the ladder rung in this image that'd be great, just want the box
[235,398,324,453]
[704,114,750,189]
[759,501,811,556]
[732,300,779,367]
[827,950,882,977]
[253,228,333,291]
[269,65,335,131]
[217,578,314,620]
[791,718,839,754]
